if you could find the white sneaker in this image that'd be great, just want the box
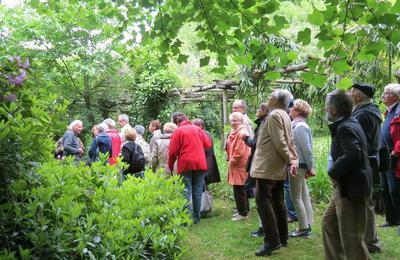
[231,214,248,221]
[232,212,239,217]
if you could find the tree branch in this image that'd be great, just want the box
[228,0,263,37]
[331,0,351,66]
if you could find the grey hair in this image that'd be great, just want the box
[118,114,129,123]
[233,99,248,113]
[134,125,145,135]
[97,123,109,133]
[271,89,293,109]
[384,83,400,98]
[103,118,116,129]
[229,112,244,122]
[163,122,177,133]
[67,120,83,130]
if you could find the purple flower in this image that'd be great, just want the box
[5,94,17,102]
[7,70,26,86]
[20,58,30,69]
[8,56,21,64]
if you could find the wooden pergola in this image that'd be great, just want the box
[174,77,303,150]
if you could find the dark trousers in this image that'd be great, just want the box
[380,170,400,224]
[233,185,248,216]
[256,179,288,246]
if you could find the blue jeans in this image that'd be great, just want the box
[284,178,297,220]
[182,170,205,224]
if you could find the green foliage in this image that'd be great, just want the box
[180,101,221,134]
[0,55,67,196]
[1,158,190,259]
[129,47,180,125]
[307,136,332,204]
[0,41,188,260]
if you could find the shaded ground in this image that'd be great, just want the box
[181,199,400,259]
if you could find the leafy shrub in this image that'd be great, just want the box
[0,56,190,259]
[308,136,332,204]
[129,47,180,126]
[2,158,190,259]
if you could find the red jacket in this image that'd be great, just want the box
[168,120,212,174]
[107,129,122,165]
[390,115,400,178]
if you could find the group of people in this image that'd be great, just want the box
[59,81,400,259]
[225,82,400,258]
[224,93,313,256]
[60,115,175,176]
[59,112,221,223]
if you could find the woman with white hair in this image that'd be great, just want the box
[88,123,112,163]
[62,120,84,160]
[226,112,251,221]
[103,118,121,165]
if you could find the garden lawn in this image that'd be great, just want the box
[181,199,400,260]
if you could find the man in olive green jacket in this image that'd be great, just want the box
[251,89,298,256]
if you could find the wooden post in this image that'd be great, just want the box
[222,89,228,125]
[221,89,228,151]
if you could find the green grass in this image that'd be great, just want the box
[180,135,400,259]
[181,199,400,259]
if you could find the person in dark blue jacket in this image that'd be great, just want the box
[89,123,112,163]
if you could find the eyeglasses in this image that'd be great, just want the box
[382,92,393,97]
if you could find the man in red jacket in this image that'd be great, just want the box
[168,112,212,224]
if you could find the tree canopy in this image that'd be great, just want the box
[25,0,400,89]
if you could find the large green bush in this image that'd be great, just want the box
[1,56,190,259]
[1,158,190,259]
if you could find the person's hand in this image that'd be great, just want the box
[289,164,298,177]
[305,168,316,179]
[79,148,84,155]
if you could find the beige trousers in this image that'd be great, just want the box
[322,188,370,260]
[289,168,313,229]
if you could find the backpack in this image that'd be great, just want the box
[54,137,65,160]
[130,144,146,173]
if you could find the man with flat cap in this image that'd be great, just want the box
[350,83,382,253]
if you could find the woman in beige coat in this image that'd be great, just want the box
[151,123,177,175]
[226,112,251,221]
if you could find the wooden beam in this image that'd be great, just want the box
[272,79,303,84]
[281,64,309,74]
[222,89,228,125]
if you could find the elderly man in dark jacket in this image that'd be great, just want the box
[62,120,84,160]
[350,83,382,253]
[380,83,400,229]
[323,89,371,260]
